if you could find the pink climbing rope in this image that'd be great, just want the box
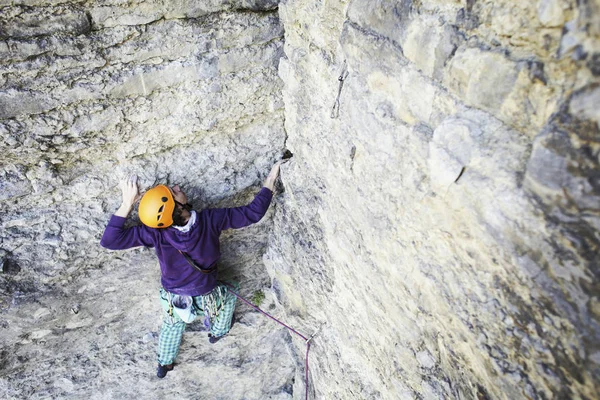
[224,284,313,400]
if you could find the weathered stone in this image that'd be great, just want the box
[456,7,480,30]
[416,350,436,369]
[569,83,600,125]
[0,164,32,201]
[403,17,462,80]
[1,0,600,399]
[347,0,414,44]
[537,0,570,27]
[0,90,60,119]
[558,19,581,58]
[0,5,90,39]
[444,47,518,114]
[428,117,481,191]
[88,0,280,29]
[238,0,279,11]
[277,0,600,399]
[578,0,600,37]
[444,46,558,133]
[524,87,600,304]
[588,53,600,76]
[0,4,290,398]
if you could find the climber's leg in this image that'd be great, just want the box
[208,281,239,340]
[157,288,186,370]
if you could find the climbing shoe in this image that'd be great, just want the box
[157,363,174,378]
[208,333,223,344]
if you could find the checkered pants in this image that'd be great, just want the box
[157,281,238,366]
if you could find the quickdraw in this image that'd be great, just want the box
[330,60,349,119]
[201,285,227,322]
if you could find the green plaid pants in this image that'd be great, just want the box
[157,281,238,366]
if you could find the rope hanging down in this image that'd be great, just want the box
[224,283,321,400]
[330,60,349,119]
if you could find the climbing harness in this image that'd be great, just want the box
[162,285,228,328]
[177,252,320,398]
[330,60,349,119]
[223,282,321,400]
[201,284,228,324]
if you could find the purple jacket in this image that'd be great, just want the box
[100,187,273,296]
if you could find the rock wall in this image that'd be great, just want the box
[270,0,600,399]
[0,1,296,399]
[1,0,599,399]
[0,0,284,287]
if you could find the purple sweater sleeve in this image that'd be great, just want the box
[209,187,273,232]
[100,215,156,250]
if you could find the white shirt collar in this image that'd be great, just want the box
[172,210,196,233]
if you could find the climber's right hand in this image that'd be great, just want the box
[117,175,140,215]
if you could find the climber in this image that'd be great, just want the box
[99,161,282,378]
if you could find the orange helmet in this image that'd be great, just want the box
[138,185,175,228]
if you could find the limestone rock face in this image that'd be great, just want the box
[0,1,292,399]
[1,0,599,399]
[272,0,600,399]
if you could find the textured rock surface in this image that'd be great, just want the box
[0,1,293,399]
[271,0,600,399]
[1,0,599,399]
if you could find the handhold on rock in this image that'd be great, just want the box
[282,149,294,160]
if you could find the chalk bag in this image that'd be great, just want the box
[171,294,196,323]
